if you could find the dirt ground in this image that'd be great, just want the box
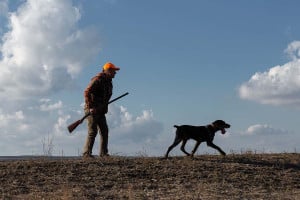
[0,153,299,200]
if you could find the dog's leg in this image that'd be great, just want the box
[180,139,190,156]
[206,142,226,156]
[164,136,182,158]
[190,141,201,157]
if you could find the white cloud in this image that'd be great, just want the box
[52,104,165,156]
[0,100,166,156]
[108,104,164,144]
[243,124,288,136]
[285,41,300,60]
[239,41,300,106]
[209,125,299,154]
[0,110,25,127]
[40,99,63,111]
[57,104,164,156]
[0,0,102,156]
[0,98,82,155]
[0,0,101,100]
[0,0,164,157]
[54,114,71,136]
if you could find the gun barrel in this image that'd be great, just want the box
[108,92,129,104]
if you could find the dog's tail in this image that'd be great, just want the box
[174,125,179,128]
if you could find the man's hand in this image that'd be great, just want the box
[89,105,108,114]
[89,108,97,114]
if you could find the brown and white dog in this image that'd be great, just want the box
[165,120,230,158]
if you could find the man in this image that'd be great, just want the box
[82,62,120,158]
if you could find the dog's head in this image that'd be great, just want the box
[212,120,230,134]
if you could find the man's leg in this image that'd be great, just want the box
[83,113,98,157]
[98,115,109,156]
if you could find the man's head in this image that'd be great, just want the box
[102,62,120,78]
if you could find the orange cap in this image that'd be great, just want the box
[102,62,120,71]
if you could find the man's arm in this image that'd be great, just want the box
[84,77,99,110]
[84,76,107,114]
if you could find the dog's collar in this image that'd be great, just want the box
[206,124,215,134]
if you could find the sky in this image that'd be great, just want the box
[0,0,300,156]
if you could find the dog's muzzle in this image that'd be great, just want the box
[221,123,230,134]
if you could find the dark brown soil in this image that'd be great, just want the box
[1,153,299,199]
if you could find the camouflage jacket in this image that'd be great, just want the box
[84,72,113,110]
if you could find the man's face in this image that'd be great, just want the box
[106,69,117,78]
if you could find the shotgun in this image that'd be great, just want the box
[67,92,129,133]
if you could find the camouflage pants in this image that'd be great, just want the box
[83,109,109,156]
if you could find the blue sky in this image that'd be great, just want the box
[0,0,300,156]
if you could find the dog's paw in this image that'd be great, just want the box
[163,155,173,160]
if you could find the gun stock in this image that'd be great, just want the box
[67,92,129,133]
[67,120,81,133]
[67,112,90,133]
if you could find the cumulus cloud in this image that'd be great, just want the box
[0,100,77,155]
[39,99,63,112]
[54,114,71,136]
[239,41,300,106]
[285,41,300,60]
[210,124,298,154]
[108,104,164,143]
[0,0,166,156]
[243,124,289,136]
[0,110,25,129]
[0,0,100,100]
[0,0,102,156]
[0,101,165,156]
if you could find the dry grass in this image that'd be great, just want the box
[1,153,299,199]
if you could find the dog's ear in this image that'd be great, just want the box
[212,120,223,126]
[212,120,217,126]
